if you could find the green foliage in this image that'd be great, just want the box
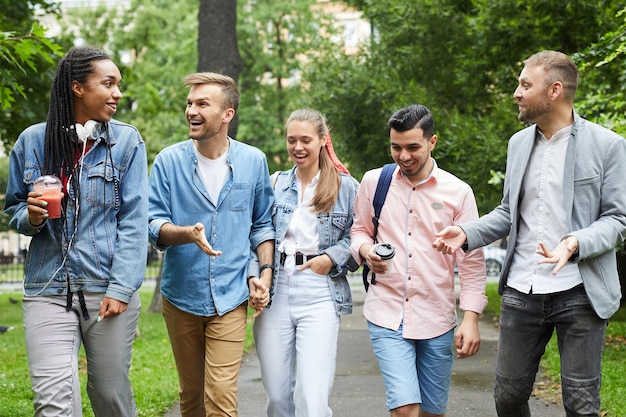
[0,292,33,414]
[318,0,625,212]
[575,7,626,136]
[483,281,501,317]
[0,0,65,153]
[58,0,198,165]
[237,0,341,172]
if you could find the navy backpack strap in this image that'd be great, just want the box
[371,163,395,242]
[363,163,396,291]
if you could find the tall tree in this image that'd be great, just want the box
[198,0,243,137]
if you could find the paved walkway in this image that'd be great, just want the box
[164,275,565,416]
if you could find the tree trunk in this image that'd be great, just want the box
[197,0,243,138]
[148,260,165,313]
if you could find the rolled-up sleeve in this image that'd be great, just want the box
[350,170,377,264]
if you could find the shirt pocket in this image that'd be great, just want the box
[86,161,119,209]
[331,213,348,231]
[573,174,601,187]
[23,166,42,187]
[329,212,349,242]
[229,183,251,212]
[573,174,601,222]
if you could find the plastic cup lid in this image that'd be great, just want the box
[34,175,62,190]
[375,243,395,260]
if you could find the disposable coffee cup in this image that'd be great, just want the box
[33,175,63,219]
[375,243,395,272]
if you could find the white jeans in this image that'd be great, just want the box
[253,268,340,417]
[23,292,140,417]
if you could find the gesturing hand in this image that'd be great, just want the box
[536,236,579,275]
[432,225,467,255]
[190,223,222,256]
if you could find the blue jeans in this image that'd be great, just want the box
[495,285,607,417]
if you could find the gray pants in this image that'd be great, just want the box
[23,292,140,417]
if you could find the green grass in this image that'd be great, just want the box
[484,282,626,416]
[0,289,255,416]
[0,263,24,281]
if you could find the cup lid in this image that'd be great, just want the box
[34,175,62,190]
[375,243,395,260]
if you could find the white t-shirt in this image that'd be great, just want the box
[193,146,229,204]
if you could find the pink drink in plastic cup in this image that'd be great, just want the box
[34,176,63,219]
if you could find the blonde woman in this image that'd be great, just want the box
[253,109,358,417]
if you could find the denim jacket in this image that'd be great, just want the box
[268,168,359,315]
[4,120,149,303]
[148,139,275,317]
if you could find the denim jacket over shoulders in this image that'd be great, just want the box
[148,139,275,317]
[270,167,359,315]
[4,120,149,303]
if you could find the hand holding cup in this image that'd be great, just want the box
[32,175,64,219]
[374,243,395,273]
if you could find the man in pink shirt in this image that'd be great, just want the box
[350,104,487,417]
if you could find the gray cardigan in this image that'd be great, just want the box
[462,112,626,319]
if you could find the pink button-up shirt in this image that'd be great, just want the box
[350,163,487,339]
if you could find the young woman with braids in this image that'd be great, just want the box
[4,46,148,416]
[250,109,359,417]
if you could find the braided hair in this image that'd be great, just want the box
[43,46,110,176]
[43,46,111,243]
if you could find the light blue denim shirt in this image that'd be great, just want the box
[148,139,275,317]
[4,120,149,303]
[263,168,359,315]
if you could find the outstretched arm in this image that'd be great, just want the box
[432,225,467,254]
[157,222,223,256]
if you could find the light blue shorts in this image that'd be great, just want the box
[368,320,454,414]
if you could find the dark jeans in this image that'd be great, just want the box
[494,285,607,417]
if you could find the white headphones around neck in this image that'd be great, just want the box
[74,120,102,143]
